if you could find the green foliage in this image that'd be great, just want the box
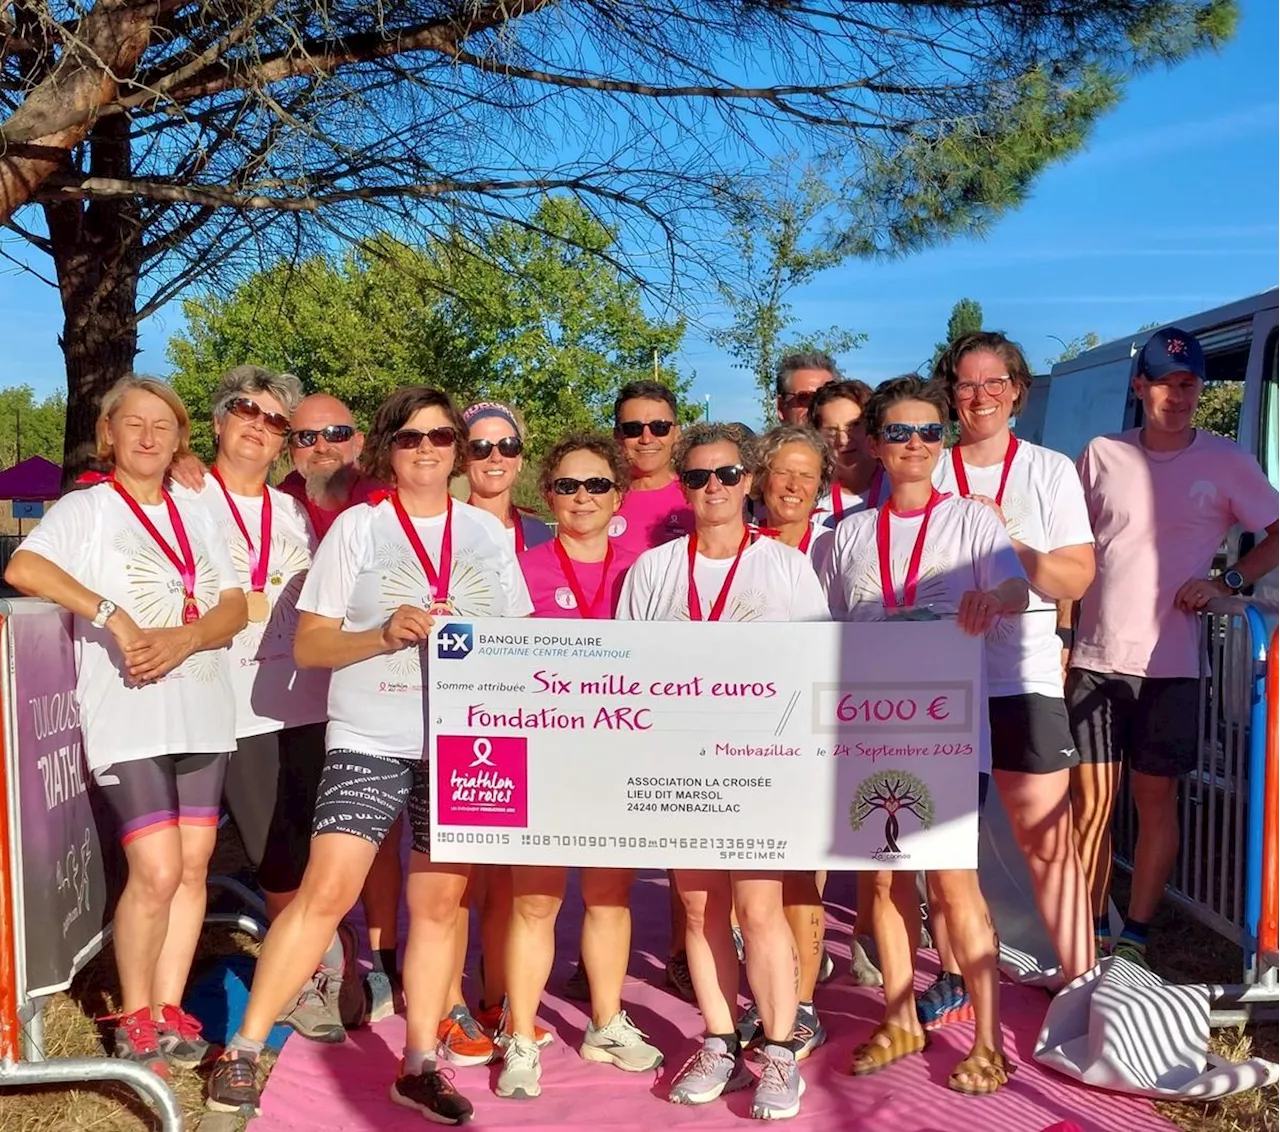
[169,198,687,461]
[933,299,984,366]
[1048,332,1103,367]
[1194,382,1244,440]
[0,386,68,468]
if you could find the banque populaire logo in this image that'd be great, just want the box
[437,623,474,660]
[848,769,935,863]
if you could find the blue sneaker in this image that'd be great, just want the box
[790,1003,826,1061]
[668,1037,753,1105]
[916,972,973,1031]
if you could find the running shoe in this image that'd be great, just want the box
[107,1007,169,1080]
[668,1036,753,1105]
[790,1003,826,1061]
[1111,939,1152,970]
[205,1048,260,1116]
[325,921,365,1031]
[390,1061,474,1125]
[495,1034,543,1099]
[156,1003,211,1068]
[817,948,835,984]
[364,969,405,1024]
[476,1001,554,1049]
[850,936,884,987]
[581,1010,663,1071]
[437,1005,497,1067]
[916,972,974,1030]
[751,1044,805,1120]
[665,951,696,1002]
[736,1002,763,1052]
[564,961,591,1002]
[732,925,746,963]
[279,970,345,1043]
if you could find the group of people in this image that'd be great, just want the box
[5,328,1275,1126]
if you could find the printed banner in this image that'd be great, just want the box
[5,609,120,999]
[428,618,984,869]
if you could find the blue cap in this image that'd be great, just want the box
[1131,326,1207,382]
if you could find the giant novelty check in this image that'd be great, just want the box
[427,618,984,870]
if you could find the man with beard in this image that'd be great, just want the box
[278,394,378,535]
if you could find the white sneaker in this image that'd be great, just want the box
[495,1033,542,1099]
[581,1010,664,1072]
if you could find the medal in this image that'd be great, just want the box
[110,480,202,624]
[245,590,271,622]
[952,435,1018,506]
[212,466,274,621]
[391,493,454,614]
[686,527,751,622]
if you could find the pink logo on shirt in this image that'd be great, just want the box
[436,735,528,827]
[608,515,628,537]
[554,586,577,609]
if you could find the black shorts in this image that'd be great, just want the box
[92,751,229,846]
[223,722,327,894]
[1066,668,1199,778]
[989,693,1080,775]
[311,749,431,854]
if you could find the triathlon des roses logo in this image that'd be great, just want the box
[849,769,934,862]
[436,735,528,827]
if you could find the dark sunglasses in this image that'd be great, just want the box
[880,422,945,444]
[784,390,816,408]
[617,419,675,439]
[469,436,523,460]
[680,464,747,490]
[227,397,290,437]
[289,424,355,449]
[391,426,458,450]
[551,476,618,496]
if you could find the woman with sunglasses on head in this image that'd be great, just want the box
[491,433,663,1100]
[617,422,827,1122]
[821,376,1028,1096]
[463,401,553,553]
[921,333,1095,1024]
[7,376,246,1078]
[807,380,885,526]
[207,387,533,1124]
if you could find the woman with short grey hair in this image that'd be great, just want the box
[176,365,342,1039]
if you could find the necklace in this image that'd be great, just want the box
[1140,428,1197,464]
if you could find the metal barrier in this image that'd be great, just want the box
[1261,629,1278,970]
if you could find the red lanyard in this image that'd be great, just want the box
[391,493,453,610]
[511,506,526,554]
[798,526,813,554]
[831,484,845,520]
[553,539,615,619]
[687,528,751,621]
[831,467,884,520]
[952,435,1018,506]
[110,480,201,623]
[211,468,271,592]
[877,489,944,611]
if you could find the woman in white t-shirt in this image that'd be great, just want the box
[206,387,532,1125]
[6,375,245,1078]
[617,423,828,1122]
[821,376,1028,1096]
[923,333,1096,1021]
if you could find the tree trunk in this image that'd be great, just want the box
[45,113,142,488]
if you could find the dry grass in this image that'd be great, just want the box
[2,835,1276,1132]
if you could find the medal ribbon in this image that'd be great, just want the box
[686,527,751,622]
[391,493,453,607]
[552,539,615,619]
[211,467,271,592]
[798,526,813,554]
[877,489,945,611]
[110,480,201,622]
[952,435,1018,507]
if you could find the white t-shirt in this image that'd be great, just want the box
[813,473,890,529]
[20,483,239,770]
[176,475,329,737]
[933,441,1094,698]
[617,532,830,622]
[297,498,534,760]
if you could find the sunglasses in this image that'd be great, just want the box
[551,476,618,496]
[617,419,675,439]
[953,375,1012,401]
[391,427,459,450]
[227,397,290,437]
[880,422,946,444]
[289,424,355,449]
[469,436,523,460]
[784,390,817,409]
[680,464,747,490]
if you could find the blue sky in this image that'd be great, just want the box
[1,2,1276,425]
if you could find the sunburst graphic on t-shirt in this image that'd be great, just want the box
[449,551,502,616]
[379,545,432,611]
[231,533,311,650]
[997,491,1028,543]
[385,642,426,679]
[844,543,953,616]
[176,647,224,684]
[120,541,222,628]
[725,588,769,622]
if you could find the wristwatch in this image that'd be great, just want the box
[1222,568,1246,595]
[92,599,117,628]
[1055,627,1075,649]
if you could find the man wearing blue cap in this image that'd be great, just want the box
[1063,326,1278,967]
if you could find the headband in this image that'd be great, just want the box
[462,401,521,436]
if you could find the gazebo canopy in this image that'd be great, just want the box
[0,455,62,501]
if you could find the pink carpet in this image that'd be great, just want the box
[257,871,1178,1131]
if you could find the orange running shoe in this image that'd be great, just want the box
[436,1005,496,1067]
[476,1000,554,1048]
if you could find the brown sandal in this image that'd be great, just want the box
[849,1023,928,1076]
[948,1046,1016,1095]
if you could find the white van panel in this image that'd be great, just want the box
[1038,356,1133,462]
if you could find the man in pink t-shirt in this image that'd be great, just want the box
[1066,327,1278,967]
[608,380,693,556]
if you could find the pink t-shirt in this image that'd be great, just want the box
[607,477,693,557]
[519,539,638,618]
[1073,429,1278,679]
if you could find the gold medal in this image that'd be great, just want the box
[426,599,455,617]
[245,590,270,622]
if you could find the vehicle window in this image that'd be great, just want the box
[1192,337,1250,441]
[1262,329,1278,489]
